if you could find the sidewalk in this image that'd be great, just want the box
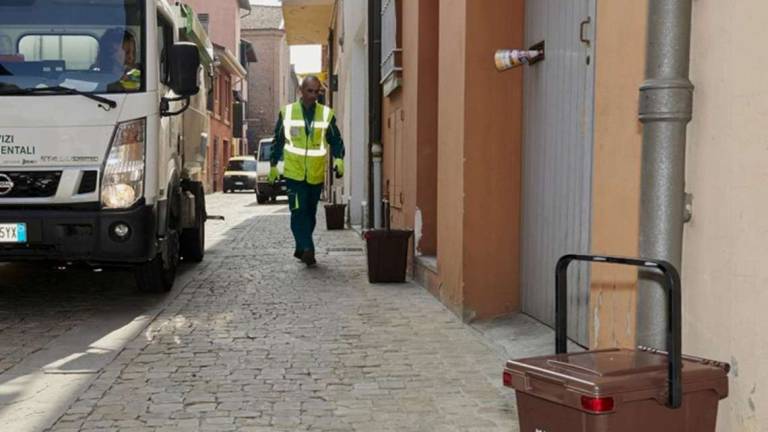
[47,193,554,432]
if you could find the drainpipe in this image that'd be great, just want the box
[637,0,694,347]
[368,0,383,229]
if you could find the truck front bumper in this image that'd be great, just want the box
[0,202,157,265]
[257,181,287,197]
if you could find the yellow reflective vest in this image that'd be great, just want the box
[281,102,333,185]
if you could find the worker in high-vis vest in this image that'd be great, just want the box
[268,76,345,267]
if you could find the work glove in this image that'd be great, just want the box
[268,166,279,184]
[333,158,345,178]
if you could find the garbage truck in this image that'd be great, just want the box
[0,0,214,292]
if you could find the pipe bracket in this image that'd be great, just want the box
[639,78,694,123]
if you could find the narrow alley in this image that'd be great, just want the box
[24,193,524,431]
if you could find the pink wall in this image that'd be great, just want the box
[182,0,241,56]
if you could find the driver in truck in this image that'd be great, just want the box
[94,28,141,91]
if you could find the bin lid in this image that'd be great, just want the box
[505,348,729,409]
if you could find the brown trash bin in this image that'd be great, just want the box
[325,203,346,230]
[364,229,412,283]
[503,255,730,432]
[505,348,729,432]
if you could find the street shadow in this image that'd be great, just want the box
[0,194,343,428]
[0,260,197,426]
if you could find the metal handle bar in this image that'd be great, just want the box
[555,254,682,409]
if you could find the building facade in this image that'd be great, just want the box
[241,6,297,151]
[181,0,251,192]
[328,0,368,227]
[208,44,247,192]
[281,1,768,429]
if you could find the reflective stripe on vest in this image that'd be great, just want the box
[283,104,331,157]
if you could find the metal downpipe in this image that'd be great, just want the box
[368,0,383,229]
[637,0,694,347]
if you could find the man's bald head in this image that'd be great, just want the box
[302,75,321,88]
[300,75,322,107]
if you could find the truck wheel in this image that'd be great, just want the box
[180,182,206,263]
[135,230,178,293]
[135,186,181,293]
[257,194,269,204]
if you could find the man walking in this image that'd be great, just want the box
[268,76,345,266]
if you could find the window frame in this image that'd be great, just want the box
[156,11,176,86]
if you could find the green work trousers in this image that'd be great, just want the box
[286,178,323,253]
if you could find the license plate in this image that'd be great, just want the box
[235,181,244,186]
[0,223,27,243]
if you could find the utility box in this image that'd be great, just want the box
[503,255,730,432]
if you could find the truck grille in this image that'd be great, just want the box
[77,170,98,194]
[0,171,62,198]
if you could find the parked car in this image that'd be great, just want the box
[223,156,258,192]
[255,138,286,204]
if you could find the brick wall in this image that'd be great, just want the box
[242,29,286,141]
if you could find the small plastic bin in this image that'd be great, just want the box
[503,255,730,432]
[364,229,413,283]
[324,203,346,230]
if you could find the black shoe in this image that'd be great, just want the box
[294,250,303,260]
[301,250,317,267]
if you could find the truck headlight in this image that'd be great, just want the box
[101,118,146,209]
[258,175,268,182]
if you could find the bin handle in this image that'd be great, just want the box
[555,254,682,409]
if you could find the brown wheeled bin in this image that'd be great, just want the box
[503,255,730,432]
[325,203,346,230]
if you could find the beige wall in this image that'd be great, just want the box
[685,1,768,430]
[588,0,647,349]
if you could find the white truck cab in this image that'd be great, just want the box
[0,0,212,292]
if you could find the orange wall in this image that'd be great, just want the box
[461,0,523,319]
[413,0,439,256]
[589,0,647,348]
[398,0,420,234]
[382,90,403,225]
[435,0,467,314]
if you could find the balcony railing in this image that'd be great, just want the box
[380,0,402,95]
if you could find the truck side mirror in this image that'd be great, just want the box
[168,43,200,97]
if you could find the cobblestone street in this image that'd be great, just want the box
[35,192,519,431]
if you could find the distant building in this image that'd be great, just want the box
[241,6,298,150]
[180,0,252,192]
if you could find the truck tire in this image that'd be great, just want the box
[135,227,178,293]
[180,182,206,262]
[257,194,269,204]
[134,250,175,293]
[135,186,181,293]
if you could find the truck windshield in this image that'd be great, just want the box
[0,0,145,94]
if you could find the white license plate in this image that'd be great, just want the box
[0,223,27,243]
[235,181,244,186]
